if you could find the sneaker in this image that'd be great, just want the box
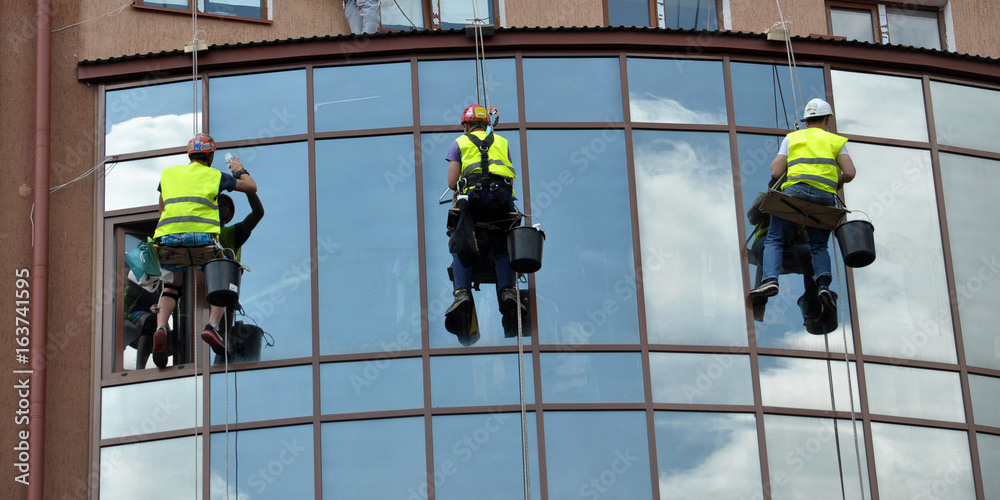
[818,286,837,312]
[152,327,169,368]
[748,279,779,299]
[444,289,474,336]
[201,324,226,356]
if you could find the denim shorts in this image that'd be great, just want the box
[156,232,218,271]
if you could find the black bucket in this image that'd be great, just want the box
[508,226,545,274]
[203,258,243,307]
[835,220,876,268]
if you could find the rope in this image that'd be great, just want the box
[193,269,200,500]
[224,307,231,500]
[470,2,491,116]
[192,2,199,135]
[824,334,848,500]
[832,240,866,499]
[514,272,530,498]
[771,0,803,130]
[51,1,130,32]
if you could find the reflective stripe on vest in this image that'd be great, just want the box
[781,128,848,194]
[455,130,515,193]
[154,162,223,239]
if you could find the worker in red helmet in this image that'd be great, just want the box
[150,133,257,367]
[444,104,525,342]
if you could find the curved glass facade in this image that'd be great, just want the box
[98,46,1000,499]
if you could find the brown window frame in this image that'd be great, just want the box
[604,0,722,29]
[133,0,272,24]
[379,0,502,31]
[827,1,946,49]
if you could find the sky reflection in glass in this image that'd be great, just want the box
[210,425,313,499]
[210,365,312,425]
[526,129,638,345]
[931,81,1000,154]
[540,352,644,403]
[764,415,869,500]
[731,62,826,130]
[100,437,201,500]
[832,70,928,142]
[209,70,307,142]
[322,417,426,498]
[314,62,413,131]
[322,357,423,414]
[317,135,420,354]
[871,422,975,499]
[522,58,623,122]
[627,58,726,124]
[418,58,518,126]
[105,80,200,156]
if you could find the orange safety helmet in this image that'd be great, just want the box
[460,104,489,125]
[187,133,217,154]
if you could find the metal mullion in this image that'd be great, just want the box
[305,63,324,500]
[826,61,877,500]
[922,74,986,500]
[618,51,658,500]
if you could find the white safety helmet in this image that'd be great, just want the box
[802,98,834,120]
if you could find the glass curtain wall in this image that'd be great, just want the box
[98,51,999,500]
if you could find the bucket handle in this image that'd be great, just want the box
[843,209,872,224]
[511,211,543,232]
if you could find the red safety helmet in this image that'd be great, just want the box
[461,104,489,125]
[187,133,217,154]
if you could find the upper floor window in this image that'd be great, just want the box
[828,1,944,50]
[136,0,269,21]
[380,0,496,30]
[608,0,719,30]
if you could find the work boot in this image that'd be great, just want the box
[499,287,528,338]
[445,289,474,336]
[152,327,169,368]
[748,279,779,299]
[817,286,837,313]
[201,324,226,356]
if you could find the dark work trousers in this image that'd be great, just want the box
[451,185,516,293]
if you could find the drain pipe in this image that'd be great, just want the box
[28,0,52,497]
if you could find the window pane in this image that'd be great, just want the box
[211,366,312,425]
[871,423,975,499]
[655,412,761,498]
[737,133,855,352]
[759,357,860,412]
[105,80,200,156]
[731,62,826,129]
[540,352,644,403]
[886,7,941,50]
[431,354,534,407]
[105,154,188,211]
[418,59,519,125]
[843,143,955,363]
[380,0,424,30]
[522,58,623,122]
[831,70,928,142]
[317,135,420,354]
[650,353,753,405]
[321,417,426,498]
[658,0,718,30]
[101,377,202,439]
[438,0,492,29]
[210,425,313,499]
[864,363,965,422]
[830,7,875,43]
[431,413,540,500]
[421,132,525,348]
[204,0,262,18]
[544,411,652,499]
[322,357,423,413]
[220,142,312,361]
[609,0,650,27]
[940,153,1000,369]
[932,81,1000,154]
[209,70,307,142]
[634,131,746,345]
[764,415,870,500]
[627,58,726,124]
[143,0,188,8]
[314,63,413,132]
[526,130,639,345]
[980,433,1000,499]
[969,374,1000,428]
[100,436,201,500]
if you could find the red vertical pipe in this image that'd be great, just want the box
[28,0,51,498]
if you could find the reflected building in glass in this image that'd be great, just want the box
[6,0,1000,499]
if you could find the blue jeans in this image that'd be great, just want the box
[452,187,516,292]
[761,183,835,285]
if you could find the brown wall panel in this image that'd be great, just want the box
[505,0,605,28]
[730,0,829,37]
[949,0,1000,59]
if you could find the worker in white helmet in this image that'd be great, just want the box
[748,98,857,315]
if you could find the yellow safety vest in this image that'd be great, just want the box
[782,128,848,195]
[456,130,515,193]
[154,162,223,239]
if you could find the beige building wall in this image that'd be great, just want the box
[505,0,606,28]
[729,0,830,37]
[949,0,1000,59]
